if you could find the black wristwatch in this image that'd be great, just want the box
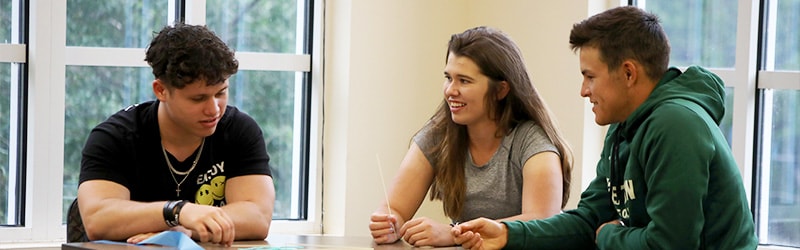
[163,200,187,227]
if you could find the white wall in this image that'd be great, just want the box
[463,0,593,210]
[323,0,617,236]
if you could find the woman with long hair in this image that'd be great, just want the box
[369,26,573,247]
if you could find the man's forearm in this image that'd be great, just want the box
[83,200,170,241]
[222,200,273,240]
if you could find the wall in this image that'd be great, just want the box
[463,0,594,208]
[323,0,615,236]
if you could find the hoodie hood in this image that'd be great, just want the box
[618,66,726,138]
[606,66,727,217]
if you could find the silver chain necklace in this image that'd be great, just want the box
[161,138,205,197]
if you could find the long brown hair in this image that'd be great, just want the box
[425,26,574,219]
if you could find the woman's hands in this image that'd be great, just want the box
[369,213,400,244]
[370,214,456,247]
[399,217,457,247]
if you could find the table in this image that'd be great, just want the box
[59,234,463,249]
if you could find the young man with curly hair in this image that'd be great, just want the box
[78,23,275,247]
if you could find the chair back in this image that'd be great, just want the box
[67,198,89,242]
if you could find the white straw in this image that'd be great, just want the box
[375,154,399,238]
[375,154,393,216]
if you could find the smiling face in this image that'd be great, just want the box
[579,47,632,125]
[443,53,495,127]
[156,78,229,139]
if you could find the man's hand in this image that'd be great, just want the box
[595,219,622,243]
[179,203,235,247]
[399,217,456,247]
[451,218,508,250]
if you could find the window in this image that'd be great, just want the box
[204,0,312,220]
[61,0,315,224]
[638,0,739,144]
[0,0,319,244]
[63,0,169,223]
[759,89,800,246]
[756,0,800,246]
[0,0,25,227]
[639,0,800,248]
[642,0,738,68]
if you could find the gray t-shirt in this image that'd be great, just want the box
[414,121,558,223]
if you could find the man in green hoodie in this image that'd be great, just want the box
[450,6,758,250]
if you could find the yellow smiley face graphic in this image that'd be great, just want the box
[195,184,214,205]
[210,176,226,199]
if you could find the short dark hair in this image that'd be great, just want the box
[569,6,670,81]
[145,23,238,89]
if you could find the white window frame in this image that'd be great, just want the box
[755,0,800,246]
[0,0,68,245]
[0,0,27,235]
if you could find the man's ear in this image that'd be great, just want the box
[153,79,168,101]
[621,61,637,86]
[496,81,510,100]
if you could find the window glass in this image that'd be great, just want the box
[0,0,10,225]
[228,70,298,219]
[1,0,10,43]
[643,0,738,68]
[205,0,299,53]
[66,0,168,48]
[62,66,154,222]
[759,89,800,246]
[773,0,800,71]
[720,87,733,146]
[0,63,12,225]
[0,0,22,227]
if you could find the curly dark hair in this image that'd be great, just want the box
[145,23,238,89]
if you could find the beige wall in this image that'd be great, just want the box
[323,0,618,236]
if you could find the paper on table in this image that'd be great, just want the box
[139,231,203,250]
[92,231,202,250]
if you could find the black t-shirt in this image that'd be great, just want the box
[80,101,272,206]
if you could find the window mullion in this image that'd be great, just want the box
[183,0,207,25]
[729,0,760,202]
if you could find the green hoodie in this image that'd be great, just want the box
[502,66,757,249]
